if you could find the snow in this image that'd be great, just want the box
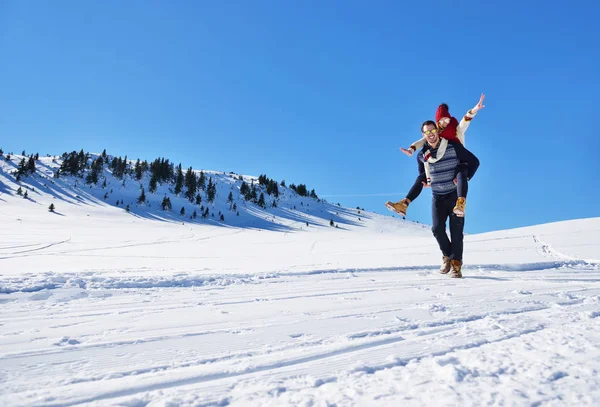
[1,154,600,406]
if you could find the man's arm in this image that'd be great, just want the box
[451,142,480,180]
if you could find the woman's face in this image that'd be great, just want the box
[438,117,451,129]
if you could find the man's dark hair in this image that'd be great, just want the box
[439,103,449,111]
[421,120,436,131]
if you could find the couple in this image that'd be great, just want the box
[386,94,485,278]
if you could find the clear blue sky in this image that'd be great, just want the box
[1,0,599,232]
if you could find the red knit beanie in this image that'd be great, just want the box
[435,104,451,123]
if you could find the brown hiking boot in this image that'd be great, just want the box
[439,256,451,274]
[450,260,463,278]
[453,197,466,217]
[385,198,409,216]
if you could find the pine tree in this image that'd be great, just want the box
[134,159,143,180]
[184,167,197,202]
[102,178,107,188]
[296,184,308,197]
[17,187,23,196]
[120,155,128,178]
[34,153,39,161]
[240,181,249,196]
[102,149,107,161]
[22,150,26,156]
[27,156,36,174]
[137,187,146,204]
[6,154,11,161]
[149,175,158,194]
[0,148,3,156]
[233,203,237,212]
[310,189,318,199]
[86,157,102,184]
[125,204,130,212]
[207,177,216,203]
[280,180,286,187]
[272,200,277,208]
[49,203,55,212]
[180,206,185,216]
[220,214,224,222]
[192,210,197,219]
[161,196,172,210]
[104,192,108,200]
[17,158,27,176]
[195,193,201,205]
[251,184,258,202]
[174,164,184,195]
[330,219,334,227]
[227,191,233,204]
[258,174,269,186]
[198,171,206,191]
[23,190,28,199]
[258,192,266,208]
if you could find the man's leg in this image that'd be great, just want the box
[449,211,465,261]
[431,195,451,257]
[406,174,424,202]
[386,174,424,216]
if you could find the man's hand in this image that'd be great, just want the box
[400,147,413,156]
[471,93,485,113]
[422,181,430,188]
[453,178,458,185]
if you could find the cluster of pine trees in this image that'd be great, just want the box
[59,150,89,176]
[288,183,318,199]
[109,155,129,179]
[257,174,280,198]
[16,155,37,179]
[86,156,105,184]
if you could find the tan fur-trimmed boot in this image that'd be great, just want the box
[385,198,409,217]
[453,197,466,217]
[450,259,463,278]
[440,256,451,274]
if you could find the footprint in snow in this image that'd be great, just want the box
[55,336,80,346]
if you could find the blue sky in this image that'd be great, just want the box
[1,0,598,233]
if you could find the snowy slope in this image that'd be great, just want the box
[1,153,600,406]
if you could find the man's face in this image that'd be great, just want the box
[422,123,439,146]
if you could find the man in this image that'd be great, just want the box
[413,120,479,278]
[387,94,485,218]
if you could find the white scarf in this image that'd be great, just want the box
[423,138,448,164]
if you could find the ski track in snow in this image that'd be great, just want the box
[2,266,600,407]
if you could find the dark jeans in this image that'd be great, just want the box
[431,191,465,262]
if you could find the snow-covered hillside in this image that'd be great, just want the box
[1,152,600,406]
[0,152,387,232]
